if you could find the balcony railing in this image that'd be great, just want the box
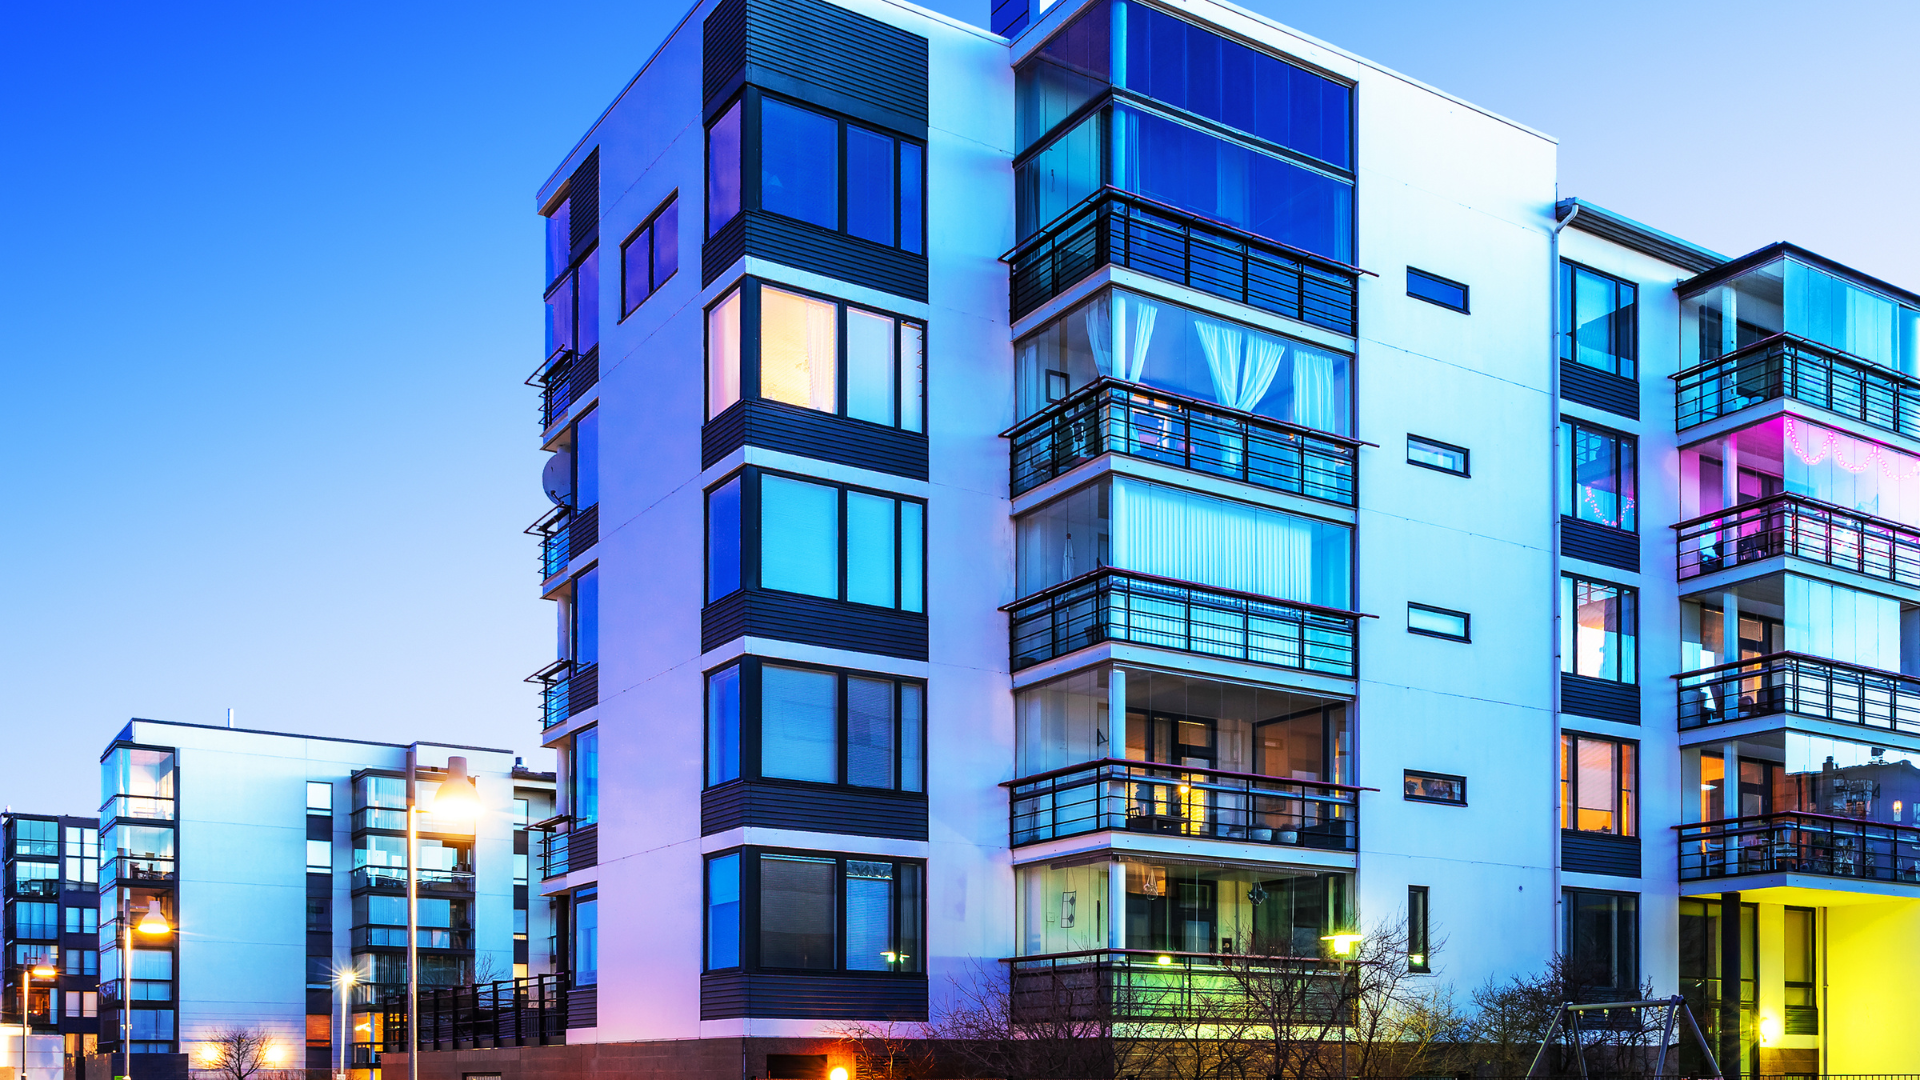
[1674,331,1920,437]
[6,878,59,899]
[1007,568,1361,676]
[349,865,475,893]
[102,855,174,885]
[1675,492,1920,588]
[1676,651,1920,736]
[100,796,173,823]
[1007,188,1358,334]
[528,346,599,431]
[350,926,474,950]
[539,825,569,880]
[526,504,599,582]
[1004,949,1345,1025]
[528,660,599,729]
[1006,378,1359,503]
[1677,812,1920,885]
[405,973,569,1051]
[1006,759,1359,850]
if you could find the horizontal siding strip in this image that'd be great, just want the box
[1561,360,1640,420]
[705,590,928,660]
[1561,517,1640,573]
[702,780,928,840]
[1563,831,1642,878]
[701,971,929,1021]
[704,399,929,478]
[744,0,927,130]
[743,213,928,302]
[1562,674,1641,725]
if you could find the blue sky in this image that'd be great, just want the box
[2,0,1914,812]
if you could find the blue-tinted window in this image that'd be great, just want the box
[1562,261,1637,378]
[707,854,740,969]
[707,101,742,237]
[545,198,571,287]
[653,199,679,286]
[621,195,678,316]
[1113,105,1352,262]
[1016,109,1102,240]
[707,666,741,786]
[898,144,923,254]
[544,273,574,358]
[572,410,598,509]
[1123,2,1351,169]
[573,729,599,825]
[707,476,742,600]
[1562,420,1636,532]
[846,126,895,247]
[1015,0,1110,151]
[1407,268,1468,312]
[761,98,838,231]
[570,567,598,666]
[573,887,599,986]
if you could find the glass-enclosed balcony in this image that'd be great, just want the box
[1009,760,1357,850]
[101,747,174,826]
[1675,249,1920,434]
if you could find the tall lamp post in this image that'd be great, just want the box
[336,963,359,1080]
[117,896,171,1080]
[1321,933,1363,1080]
[404,750,478,1080]
[20,957,56,1080]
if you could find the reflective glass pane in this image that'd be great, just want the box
[846,308,896,426]
[899,143,923,254]
[761,98,838,231]
[761,666,837,784]
[846,492,896,607]
[706,476,742,600]
[759,856,836,969]
[845,126,895,247]
[708,288,743,418]
[652,196,678,288]
[845,677,895,789]
[760,476,838,599]
[707,102,742,236]
[707,666,741,786]
[845,861,894,971]
[899,323,924,433]
[707,854,740,968]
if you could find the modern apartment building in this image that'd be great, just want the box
[3,811,101,1078]
[408,0,1920,1077]
[86,719,554,1079]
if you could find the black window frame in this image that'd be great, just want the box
[1406,435,1469,477]
[619,192,680,318]
[1407,268,1469,313]
[703,466,927,614]
[711,88,928,256]
[1561,732,1637,838]
[1560,259,1639,380]
[702,276,928,433]
[703,657,927,795]
[1562,887,1639,995]
[703,846,925,976]
[1407,603,1470,643]
[1402,770,1467,807]
[1561,574,1638,686]
[1407,885,1430,974]
[1561,417,1638,534]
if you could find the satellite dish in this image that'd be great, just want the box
[543,451,573,505]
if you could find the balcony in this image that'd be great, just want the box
[1005,949,1344,1025]
[1008,188,1357,334]
[1007,568,1361,677]
[100,796,173,824]
[1676,651,1920,737]
[1007,759,1358,851]
[1677,812,1920,886]
[6,876,58,899]
[528,660,598,729]
[526,504,599,582]
[102,855,174,886]
[350,926,474,950]
[1674,332,1920,437]
[1675,492,1920,591]
[408,973,571,1051]
[536,819,597,880]
[529,346,600,431]
[1007,378,1359,503]
[350,865,474,894]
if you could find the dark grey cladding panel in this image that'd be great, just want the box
[704,211,749,287]
[1562,831,1642,878]
[702,780,929,840]
[703,399,929,479]
[1562,674,1641,725]
[1561,517,1640,574]
[567,985,598,1029]
[705,0,930,138]
[567,824,599,872]
[743,211,929,301]
[701,971,929,1021]
[703,589,929,660]
[1561,360,1640,420]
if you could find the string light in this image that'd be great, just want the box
[1786,416,1920,481]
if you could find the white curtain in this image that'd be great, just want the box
[1196,316,1291,413]
[1291,344,1339,432]
[1109,478,1322,602]
[1085,297,1113,378]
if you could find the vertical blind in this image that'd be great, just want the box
[760,856,836,969]
[844,860,895,971]
[761,665,837,783]
[845,676,896,788]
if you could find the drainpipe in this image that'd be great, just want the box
[1548,199,1581,961]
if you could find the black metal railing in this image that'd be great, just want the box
[1674,492,1920,587]
[1007,568,1361,676]
[539,821,571,880]
[1004,949,1346,1025]
[1675,651,1920,736]
[402,973,570,1052]
[527,505,572,580]
[102,855,174,885]
[1007,188,1358,334]
[350,926,474,950]
[1006,758,1359,850]
[527,660,598,729]
[349,866,475,893]
[1674,331,1920,436]
[528,346,600,431]
[1006,378,1359,502]
[1677,812,1920,885]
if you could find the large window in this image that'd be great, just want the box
[705,279,925,431]
[1562,576,1636,684]
[707,101,743,237]
[567,566,598,669]
[1012,286,1350,430]
[1681,255,1920,373]
[1564,889,1638,994]
[572,728,599,825]
[1562,262,1637,378]
[13,819,56,857]
[1014,476,1351,606]
[1016,859,1348,958]
[621,194,678,316]
[13,902,56,939]
[544,242,598,360]
[1561,419,1636,531]
[706,469,925,613]
[704,849,923,974]
[706,660,924,792]
[571,887,598,987]
[1561,734,1636,837]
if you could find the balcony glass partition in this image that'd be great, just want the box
[101,749,174,821]
[1681,256,1920,374]
[1014,287,1351,431]
[1681,574,1905,674]
[1683,416,1920,527]
[1015,859,1349,958]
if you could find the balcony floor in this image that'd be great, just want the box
[1008,827,1358,873]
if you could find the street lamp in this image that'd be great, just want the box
[21,956,56,1080]
[405,751,478,1080]
[335,963,360,1080]
[120,897,171,1078]
[1320,932,1363,1080]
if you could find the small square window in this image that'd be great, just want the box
[1045,370,1070,402]
[1407,268,1469,312]
[306,839,333,872]
[1408,604,1470,642]
[306,781,332,813]
[1404,770,1467,806]
[1407,435,1468,476]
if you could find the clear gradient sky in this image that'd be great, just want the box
[2,0,1915,813]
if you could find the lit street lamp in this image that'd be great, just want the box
[20,956,57,1080]
[336,963,360,1080]
[405,750,478,1080]
[119,896,171,1079]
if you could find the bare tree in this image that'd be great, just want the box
[200,1027,272,1080]
[1468,954,1661,1075]
[469,953,508,986]
[923,960,1158,1080]
[829,1020,938,1080]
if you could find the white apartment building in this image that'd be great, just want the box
[84,719,553,1080]
[408,0,1920,1076]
